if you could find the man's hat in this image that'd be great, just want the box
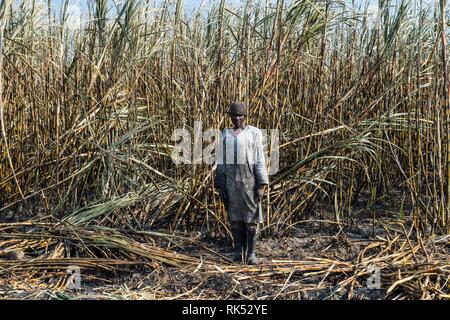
[228,101,248,116]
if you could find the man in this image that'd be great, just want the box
[215,101,269,265]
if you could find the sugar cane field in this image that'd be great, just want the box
[0,0,449,300]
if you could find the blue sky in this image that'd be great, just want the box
[55,0,437,13]
[53,0,383,19]
[55,0,382,14]
[43,0,438,29]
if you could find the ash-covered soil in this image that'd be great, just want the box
[42,218,423,300]
[1,192,449,300]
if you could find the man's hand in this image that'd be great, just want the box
[257,186,266,201]
[217,188,227,202]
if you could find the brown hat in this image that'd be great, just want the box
[228,101,248,116]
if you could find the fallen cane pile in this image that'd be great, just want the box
[0,220,449,299]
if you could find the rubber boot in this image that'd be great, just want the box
[246,227,259,265]
[231,223,246,263]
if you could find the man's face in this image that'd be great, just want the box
[230,114,246,129]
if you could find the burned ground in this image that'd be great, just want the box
[1,194,448,300]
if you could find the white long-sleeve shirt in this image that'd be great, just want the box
[214,125,269,223]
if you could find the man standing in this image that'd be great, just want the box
[215,101,269,265]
